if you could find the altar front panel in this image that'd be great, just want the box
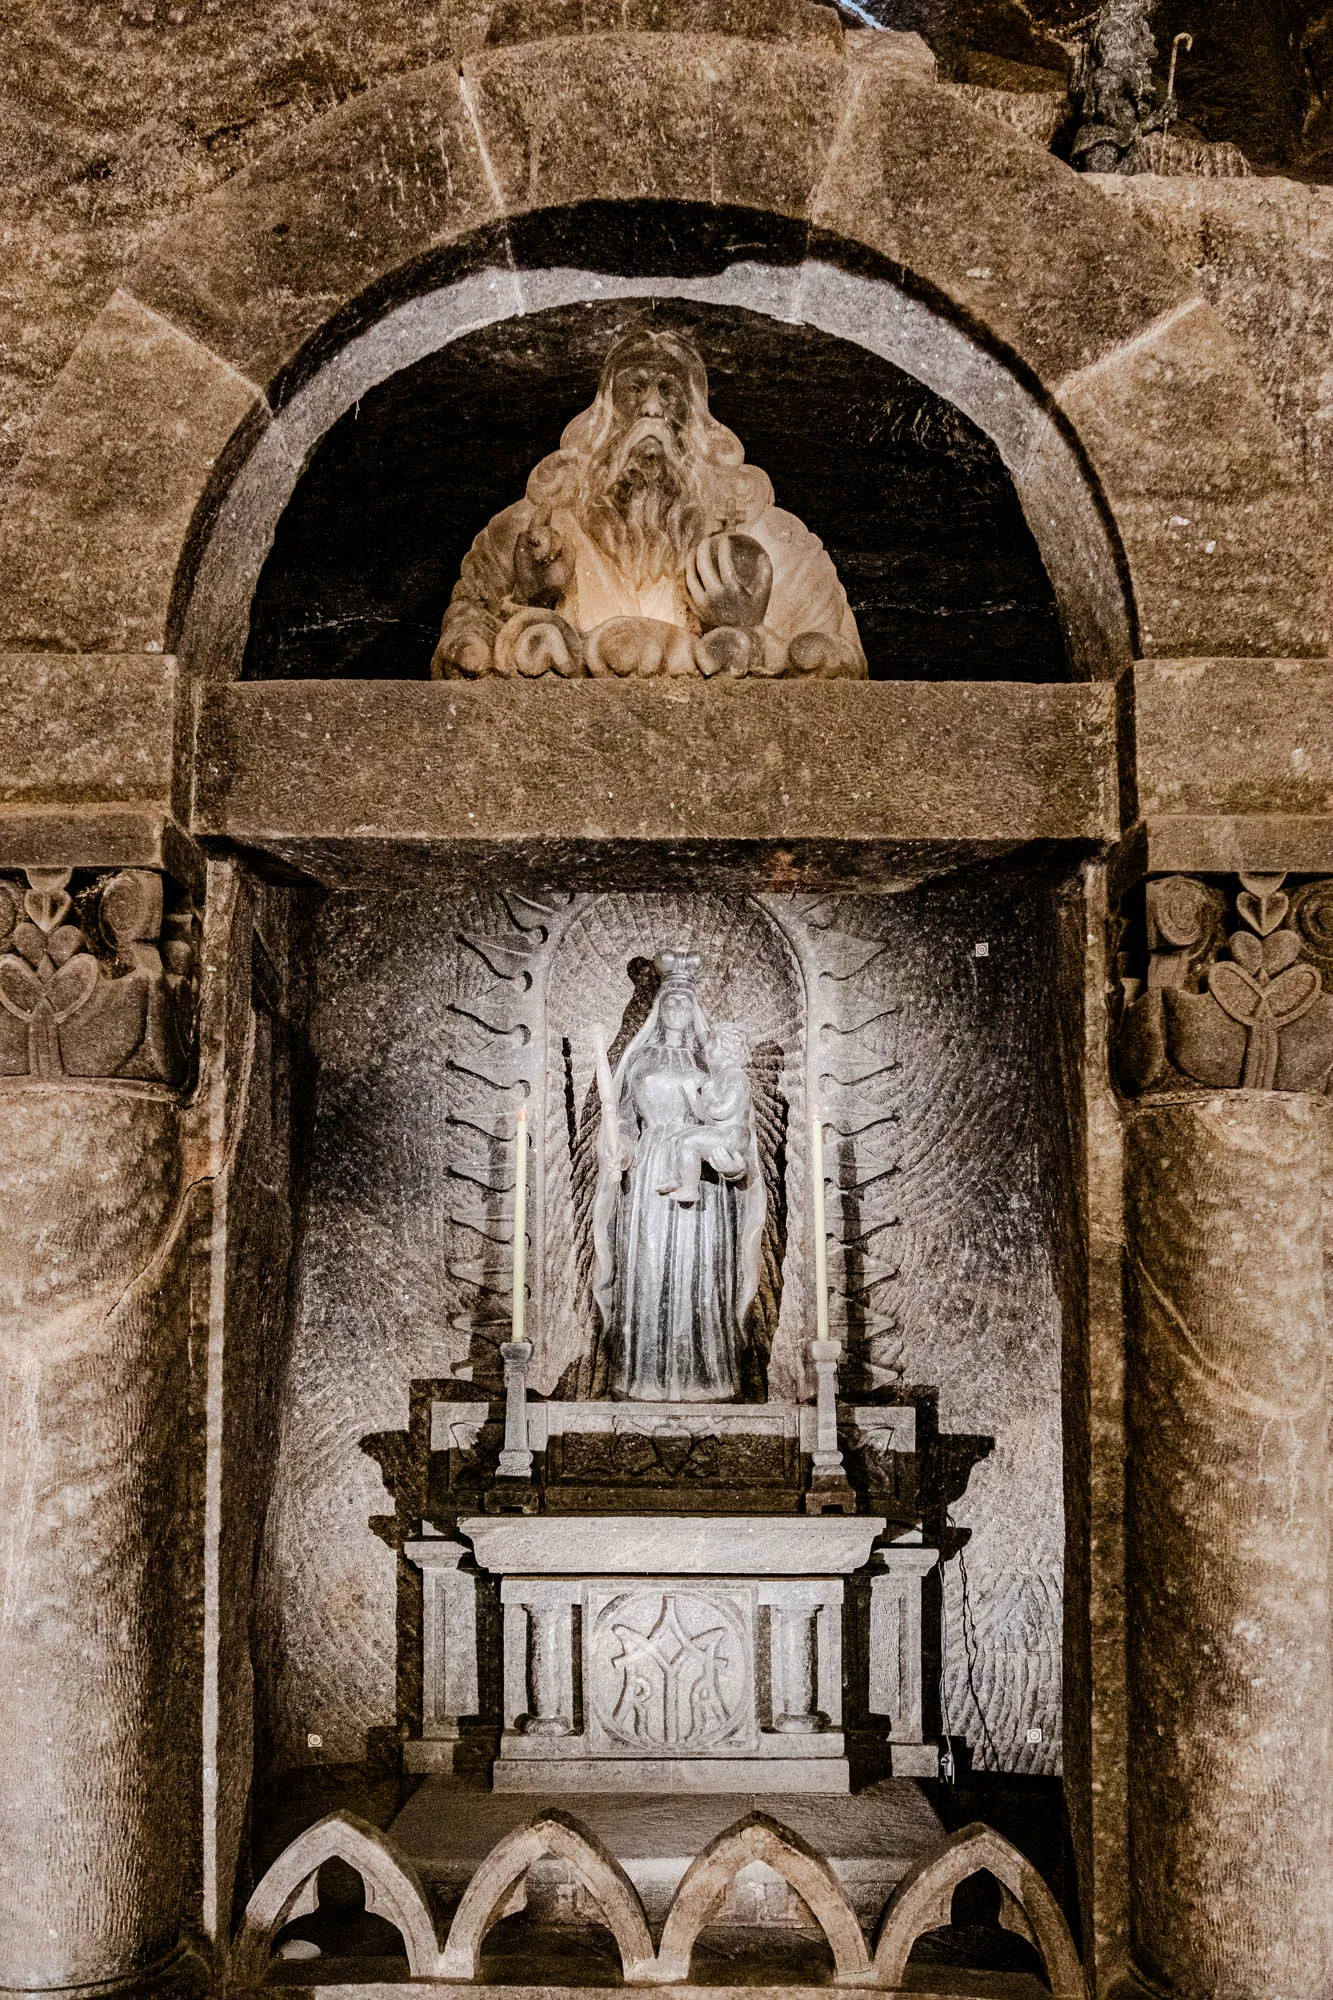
[466,1514,878,1795]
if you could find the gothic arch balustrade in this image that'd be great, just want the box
[232,1807,1084,1993]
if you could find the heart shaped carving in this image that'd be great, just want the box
[23,882,72,934]
[1237,889,1289,937]
[1261,930,1302,975]
[0,956,43,1018]
[656,1436,693,1477]
[1228,933,1264,977]
[1210,960,1320,1028]
[12,921,47,970]
[46,954,99,1022]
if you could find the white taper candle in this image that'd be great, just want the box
[811,1106,829,1341]
[513,1101,528,1342]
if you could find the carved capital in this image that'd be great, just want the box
[0,866,197,1086]
[1115,872,1333,1096]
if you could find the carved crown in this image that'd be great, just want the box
[656,947,701,989]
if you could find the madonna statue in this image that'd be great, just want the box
[591,949,765,1401]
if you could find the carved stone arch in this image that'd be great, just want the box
[872,1820,1085,1998]
[438,1810,656,1982]
[229,1810,446,1986]
[0,31,1319,676]
[654,1811,873,1985]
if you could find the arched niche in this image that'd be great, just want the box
[238,290,1070,685]
[536,889,807,1399]
[0,39,1317,675]
[181,233,1125,688]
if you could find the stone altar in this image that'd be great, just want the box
[409,1391,938,1786]
[466,1514,879,1794]
[400,928,942,1798]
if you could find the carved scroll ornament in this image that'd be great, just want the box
[1117,872,1333,1095]
[0,867,195,1085]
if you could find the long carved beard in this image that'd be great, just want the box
[584,428,706,589]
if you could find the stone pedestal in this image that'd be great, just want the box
[403,1538,480,1775]
[1123,1094,1333,1999]
[0,1090,194,1996]
[867,1547,940,1779]
[462,1514,884,1795]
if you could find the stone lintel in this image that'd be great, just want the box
[0,653,176,806]
[462,1512,885,1574]
[0,805,204,890]
[191,679,1118,872]
[1111,813,1333,897]
[491,1756,851,1794]
[0,804,202,884]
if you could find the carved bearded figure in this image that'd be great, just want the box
[432,328,866,682]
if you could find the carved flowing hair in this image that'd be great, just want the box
[526,328,773,537]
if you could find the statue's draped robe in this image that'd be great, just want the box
[608,1040,743,1401]
[443,495,863,656]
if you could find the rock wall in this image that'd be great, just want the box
[4,0,1333,536]
[0,0,490,485]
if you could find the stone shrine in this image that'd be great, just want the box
[4,6,1333,1999]
[396,915,943,1800]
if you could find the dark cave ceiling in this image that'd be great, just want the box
[849,0,1333,180]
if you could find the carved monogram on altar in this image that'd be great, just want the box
[588,1587,753,1754]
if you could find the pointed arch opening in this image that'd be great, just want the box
[231,1812,445,1986]
[873,1822,1085,1999]
[439,1811,656,1984]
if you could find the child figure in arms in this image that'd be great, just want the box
[660,1023,753,1204]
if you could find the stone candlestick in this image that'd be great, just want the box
[805,1338,854,1516]
[498,1341,533,1481]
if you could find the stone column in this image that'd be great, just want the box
[0,866,200,1997]
[772,1605,820,1731]
[403,1537,479,1774]
[1122,1093,1333,1999]
[1116,871,1333,1997]
[524,1601,575,1736]
[867,1546,939,1776]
